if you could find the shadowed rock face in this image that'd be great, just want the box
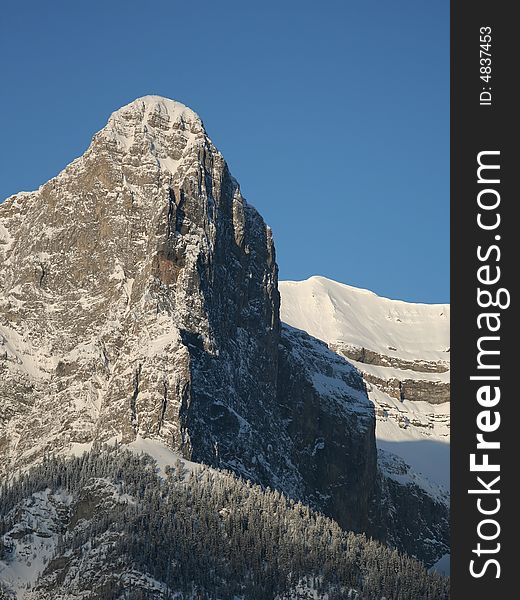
[277,326,376,533]
[369,471,450,567]
[0,96,445,565]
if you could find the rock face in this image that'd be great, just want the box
[277,326,376,533]
[369,470,450,567]
[330,342,450,405]
[330,342,449,374]
[0,97,375,538]
[0,97,279,474]
[0,96,280,468]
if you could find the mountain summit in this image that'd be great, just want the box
[100,96,207,175]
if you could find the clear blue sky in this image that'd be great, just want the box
[1,0,449,303]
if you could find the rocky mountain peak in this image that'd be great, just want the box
[0,95,280,473]
[108,95,203,128]
[96,95,208,179]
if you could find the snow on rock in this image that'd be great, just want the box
[378,449,449,507]
[0,96,448,570]
[0,489,72,597]
[127,436,204,478]
[100,96,205,176]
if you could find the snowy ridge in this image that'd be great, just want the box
[280,276,449,363]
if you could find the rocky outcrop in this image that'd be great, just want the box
[331,342,450,405]
[399,378,450,405]
[330,342,449,374]
[360,372,450,405]
[369,475,450,567]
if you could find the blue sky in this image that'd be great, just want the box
[0,0,448,303]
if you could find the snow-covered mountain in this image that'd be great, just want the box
[0,97,449,597]
[280,276,450,500]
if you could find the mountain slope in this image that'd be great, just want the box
[280,276,450,364]
[279,277,450,564]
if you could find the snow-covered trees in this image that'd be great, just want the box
[0,448,449,599]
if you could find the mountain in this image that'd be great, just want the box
[0,96,448,596]
[279,276,450,568]
[0,95,375,532]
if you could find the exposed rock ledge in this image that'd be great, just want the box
[330,342,449,374]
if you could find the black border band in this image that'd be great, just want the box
[451,1,515,596]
